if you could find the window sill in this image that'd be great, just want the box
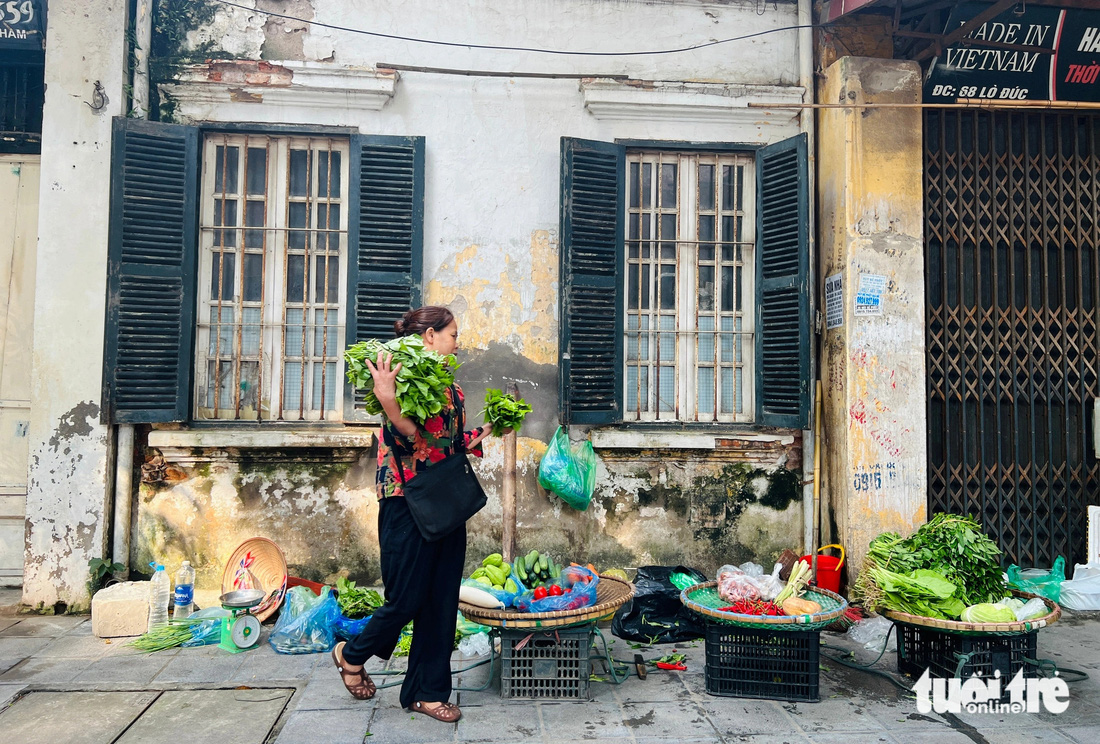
[148,426,378,460]
[590,427,796,450]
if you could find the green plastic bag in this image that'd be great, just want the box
[1007,556,1065,603]
[537,426,597,510]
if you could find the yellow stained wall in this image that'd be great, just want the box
[817,57,927,577]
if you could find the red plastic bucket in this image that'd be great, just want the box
[801,544,845,593]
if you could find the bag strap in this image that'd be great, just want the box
[391,385,464,486]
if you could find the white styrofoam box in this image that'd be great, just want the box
[91,581,150,638]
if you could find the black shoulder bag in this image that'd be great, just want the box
[392,386,487,542]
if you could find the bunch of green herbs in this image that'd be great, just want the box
[481,389,533,436]
[335,576,384,620]
[344,335,459,423]
[855,513,1007,618]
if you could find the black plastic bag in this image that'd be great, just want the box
[612,565,708,644]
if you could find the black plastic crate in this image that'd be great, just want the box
[896,624,1038,692]
[500,626,593,699]
[703,622,820,702]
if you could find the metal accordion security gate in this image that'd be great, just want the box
[925,109,1100,568]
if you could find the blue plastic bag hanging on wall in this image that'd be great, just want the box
[538,426,597,510]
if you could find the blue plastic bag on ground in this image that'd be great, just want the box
[514,566,599,613]
[333,612,371,640]
[269,586,340,654]
[538,426,597,510]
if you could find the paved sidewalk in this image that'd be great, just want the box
[0,603,1097,743]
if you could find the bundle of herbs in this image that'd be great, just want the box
[344,335,459,423]
[481,388,533,436]
[335,576,384,620]
[854,513,1007,620]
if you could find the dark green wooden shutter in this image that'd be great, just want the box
[103,118,199,424]
[344,135,425,419]
[559,137,625,425]
[755,133,811,428]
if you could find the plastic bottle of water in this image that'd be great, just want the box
[147,562,170,631]
[172,561,195,620]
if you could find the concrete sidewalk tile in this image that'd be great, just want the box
[686,735,810,744]
[274,709,374,744]
[72,653,174,685]
[978,728,1075,743]
[0,655,93,684]
[633,738,724,744]
[116,688,293,744]
[455,682,500,708]
[152,649,248,683]
[782,698,889,733]
[0,619,18,634]
[35,633,115,659]
[0,658,21,675]
[231,648,319,683]
[0,616,86,637]
[455,707,541,741]
[0,636,52,657]
[807,735,896,744]
[620,700,716,739]
[614,671,691,703]
[1057,725,1100,744]
[879,732,1000,744]
[537,700,631,739]
[293,670,376,711]
[0,683,25,708]
[703,698,799,737]
[0,690,156,744]
[368,704,460,743]
[862,700,955,731]
[1032,696,1100,728]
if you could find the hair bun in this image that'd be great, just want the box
[393,319,407,336]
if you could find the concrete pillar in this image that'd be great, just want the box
[817,57,927,577]
[23,0,129,611]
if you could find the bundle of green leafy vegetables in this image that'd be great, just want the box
[335,576,384,620]
[854,513,1007,619]
[344,335,459,423]
[481,389,533,436]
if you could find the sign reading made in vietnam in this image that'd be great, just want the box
[925,3,1100,103]
[0,0,45,51]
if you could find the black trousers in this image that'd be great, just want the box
[343,495,466,709]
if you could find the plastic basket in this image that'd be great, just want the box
[703,622,820,702]
[896,623,1038,695]
[500,626,593,700]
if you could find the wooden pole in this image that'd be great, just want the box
[502,430,517,563]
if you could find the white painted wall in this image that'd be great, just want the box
[22,0,128,610]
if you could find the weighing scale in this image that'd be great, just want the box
[217,588,267,652]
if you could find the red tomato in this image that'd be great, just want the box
[533,586,548,600]
[565,587,573,593]
[548,585,564,596]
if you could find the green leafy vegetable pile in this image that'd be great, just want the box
[344,335,459,423]
[481,389,533,436]
[854,513,1007,619]
[335,576,384,620]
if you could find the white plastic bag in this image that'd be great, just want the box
[846,615,896,653]
[1059,563,1100,611]
[1014,597,1048,621]
[754,563,785,602]
[458,632,491,657]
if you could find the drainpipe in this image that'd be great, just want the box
[798,0,818,567]
[112,0,153,577]
[131,0,153,118]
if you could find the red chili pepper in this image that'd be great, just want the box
[656,661,687,671]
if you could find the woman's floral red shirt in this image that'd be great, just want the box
[376,384,483,499]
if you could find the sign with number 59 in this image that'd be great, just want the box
[0,0,45,51]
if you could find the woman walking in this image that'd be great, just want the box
[331,306,499,722]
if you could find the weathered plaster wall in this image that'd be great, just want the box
[817,57,927,580]
[23,0,129,610]
[131,0,808,584]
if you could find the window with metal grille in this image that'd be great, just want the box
[624,152,755,422]
[195,134,350,421]
[0,60,43,154]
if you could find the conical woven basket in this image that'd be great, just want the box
[221,537,288,623]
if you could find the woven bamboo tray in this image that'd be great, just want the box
[882,590,1061,637]
[681,582,849,631]
[458,575,634,629]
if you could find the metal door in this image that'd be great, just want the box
[925,110,1100,567]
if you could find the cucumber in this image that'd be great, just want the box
[516,559,527,583]
[539,554,549,574]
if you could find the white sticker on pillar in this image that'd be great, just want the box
[854,273,887,316]
[825,273,843,329]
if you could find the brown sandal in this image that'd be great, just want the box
[331,641,376,700]
[411,701,462,722]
